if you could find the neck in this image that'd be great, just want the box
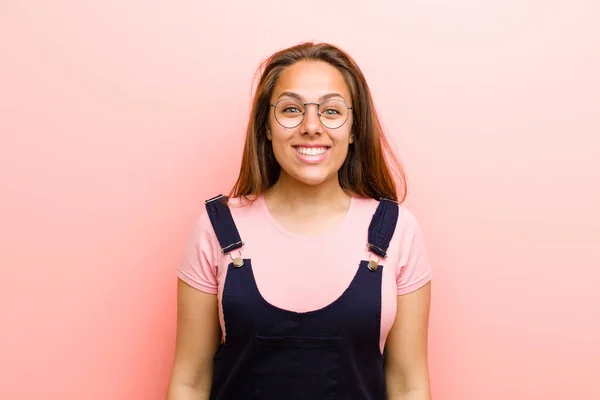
[265,172,350,212]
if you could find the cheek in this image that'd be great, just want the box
[334,129,353,147]
[269,130,293,158]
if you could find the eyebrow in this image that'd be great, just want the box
[277,91,347,103]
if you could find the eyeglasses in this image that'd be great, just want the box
[270,98,353,129]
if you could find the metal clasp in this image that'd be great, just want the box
[229,249,244,268]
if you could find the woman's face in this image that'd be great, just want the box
[267,60,354,187]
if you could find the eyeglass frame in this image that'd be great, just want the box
[269,98,353,129]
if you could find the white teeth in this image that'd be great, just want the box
[296,147,328,156]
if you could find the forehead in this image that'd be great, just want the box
[272,60,351,101]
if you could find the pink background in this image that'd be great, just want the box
[1,1,599,399]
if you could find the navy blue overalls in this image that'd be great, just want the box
[205,194,399,400]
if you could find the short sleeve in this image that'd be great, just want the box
[396,208,433,295]
[177,210,219,294]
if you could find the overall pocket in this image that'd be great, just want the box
[251,335,342,400]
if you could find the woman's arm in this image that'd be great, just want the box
[167,279,221,400]
[384,281,432,400]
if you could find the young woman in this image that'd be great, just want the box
[167,42,433,400]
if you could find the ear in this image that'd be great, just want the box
[348,134,354,144]
[266,127,272,141]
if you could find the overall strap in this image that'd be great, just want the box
[205,194,244,254]
[367,198,399,259]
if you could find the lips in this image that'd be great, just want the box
[294,146,329,156]
[292,145,331,164]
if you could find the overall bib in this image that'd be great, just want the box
[205,195,399,400]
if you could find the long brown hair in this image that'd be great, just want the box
[229,42,407,203]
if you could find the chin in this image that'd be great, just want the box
[297,177,328,186]
[289,170,336,187]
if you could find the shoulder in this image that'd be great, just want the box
[187,198,220,250]
[397,204,422,233]
[349,195,381,216]
[351,196,425,258]
[350,196,421,230]
[202,193,265,238]
[389,203,426,257]
[203,193,258,215]
[187,193,251,246]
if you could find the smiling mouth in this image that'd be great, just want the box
[293,146,330,156]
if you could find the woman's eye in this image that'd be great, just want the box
[283,107,301,113]
[322,108,340,115]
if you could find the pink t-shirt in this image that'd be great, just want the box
[178,194,432,352]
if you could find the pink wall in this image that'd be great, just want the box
[1,1,599,399]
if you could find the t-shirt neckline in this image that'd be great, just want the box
[256,193,355,242]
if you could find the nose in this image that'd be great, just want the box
[301,103,322,135]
